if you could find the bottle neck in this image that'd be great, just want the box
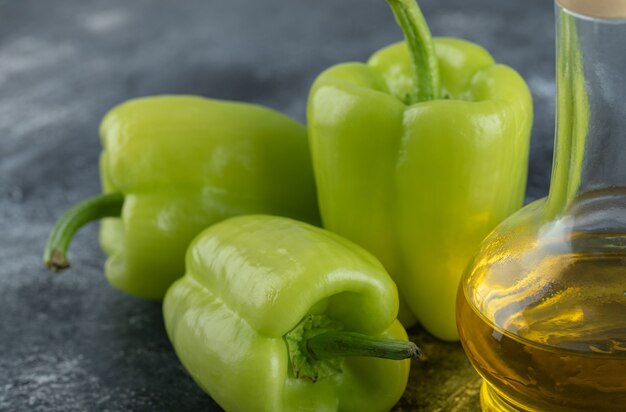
[547,3,626,216]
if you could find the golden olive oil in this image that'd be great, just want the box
[458,248,626,411]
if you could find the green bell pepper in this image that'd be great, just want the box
[307,0,533,340]
[164,215,419,412]
[44,96,320,300]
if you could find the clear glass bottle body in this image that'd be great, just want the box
[457,2,626,411]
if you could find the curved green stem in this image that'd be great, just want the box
[387,0,440,103]
[43,192,124,271]
[306,331,422,361]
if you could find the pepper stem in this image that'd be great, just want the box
[285,315,421,381]
[306,331,422,361]
[387,0,440,103]
[43,192,124,271]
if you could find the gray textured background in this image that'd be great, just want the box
[0,0,555,410]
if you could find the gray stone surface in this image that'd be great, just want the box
[0,0,555,410]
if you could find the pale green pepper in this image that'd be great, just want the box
[44,96,319,300]
[307,0,533,340]
[164,215,419,412]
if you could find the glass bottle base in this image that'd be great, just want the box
[480,382,525,412]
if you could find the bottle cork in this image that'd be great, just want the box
[558,0,626,19]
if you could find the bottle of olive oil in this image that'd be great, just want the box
[457,1,626,410]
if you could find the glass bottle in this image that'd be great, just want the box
[456,1,626,411]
